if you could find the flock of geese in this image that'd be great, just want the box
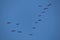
[7,2,52,37]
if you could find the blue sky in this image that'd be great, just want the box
[0,0,60,40]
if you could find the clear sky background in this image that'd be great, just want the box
[0,0,60,40]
